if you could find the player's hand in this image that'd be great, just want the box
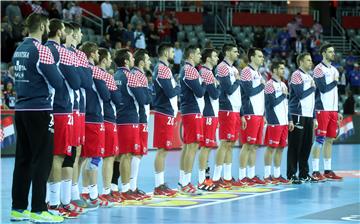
[235,71,241,80]
[261,78,266,85]
[289,121,294,132]
[313,119,318,129]
[282,86,288,95]
[338,113,343,126]
[264,117,267,125]
[241,116,247,130]
[214,79,220,86]
[311,79,316,87]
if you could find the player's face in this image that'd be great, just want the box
[252,50,264,66]
[229,47,239,61]
[301,55,313,71]
[73,29,83,45]
[42,20,50,41]
[168,48,175,64]
[144,54,151,71]
[324,47,335,62]
[59,24,66,44]
[277,64,285,79]
[193,48,201,65]
[210,51,219,67]
[93,50,99,64]
[128,52,135,68]
[106,52,112,68]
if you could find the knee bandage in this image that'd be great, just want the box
[62,147,77,168]
[85,157,101,170]
[314,136,325,147]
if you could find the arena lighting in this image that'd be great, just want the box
[287,0,290,4]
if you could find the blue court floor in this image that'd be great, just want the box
[1,144,359,223]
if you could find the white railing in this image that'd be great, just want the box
[81,8,103,37]
[226,7,233,31]
[215,15,226,34]
[331,17,345,36]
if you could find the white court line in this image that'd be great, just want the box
[135,187,297,210]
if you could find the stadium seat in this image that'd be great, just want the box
[186,31,196,40]
[243,26,252,34]
[347,29,356,38]
[197,31,206,39]
[189,37,198,45]
[95,35,103,45]
[184,25,193,32]
[236,33,246,42]
[177,31,186,42]
[194,25,203,33]
[355,35,360,44]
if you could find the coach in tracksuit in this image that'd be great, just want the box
[287,52,318,184]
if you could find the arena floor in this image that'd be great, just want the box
[1,144,359,223]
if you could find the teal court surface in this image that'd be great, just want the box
[1,144,359,223]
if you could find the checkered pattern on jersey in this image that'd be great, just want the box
[200,67,215,85]
[240,67,253,81]
[34,41,55,64]
[264,80,275,94]
[54,45,75,66]
[75,49,90,68]
[133,68,148,87]
[313,65,325,78]
[102,70,117,91]
[290,71,303,85]
[184,64,200,80]
[216,62,230,77]
[157,64,172,79]
[123,69,140,88]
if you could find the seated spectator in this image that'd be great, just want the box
[5,2,23,25]
[145,22,160,57]
[70,2,83,24]
[123,23,134,48]
[11,16,25,43]
[312,20,323,40]
[349,63,360,94]
[343,90,355,115]
[253,27,265,48]
[155,13,171,42]
[134,24,146,49]
[3,82,16,109]
[48,2,61,19]
[277,27,290,46]
[130,10,145,27]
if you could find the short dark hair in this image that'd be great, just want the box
[79,41,98,59]
[184,44,199,59]
[201,48,217,64]
[98,47,110,64]
[157,42,173,57]
[222,43,237,55]
[69,22,81,32]
[296,52,311,66]
[270,60,285,72]
[134,49,148,66]
[25,13,48,34]
[247,47,263,61]
[63,22,74,35]
[319,43,334,55]
[48,18,63,38]
[114,49,130,67]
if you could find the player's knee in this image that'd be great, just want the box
[85,157,101,170]
[62,153,76,168]
[325,138,335,144]
[315,136,325,145]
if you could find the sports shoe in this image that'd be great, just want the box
[289,175,302,184]
[312,171,327,182]
[154,184,177,197]
[88,196,113,208]
[224,178,245,188]
[324,170,343,181]
[240,177,256,186]
[120,190,142,201]
[198,179,219,191]
[80,193,90,201]
[179,183,202,196]
[10,209,31,221]
[71,199,98,212]
[100,194,123,206]
[300,174,319,183]
[212,178,232,189]
[62,203,84,214]
[251,176,267,185]
[48,205,80,219]
[264,176,279,185]
[133,188,152,200]
[111,191,122,201]
[273,175,290,185]
[30,211,64,223]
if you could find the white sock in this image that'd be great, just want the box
[121,183,130,193]
[312,158,320,172]
[102,187,110,195]
[248,166,255,179]
[179,170,184,184]
[89,184,98,200]
[60,179,72,205]
[213,165,222,181]
[71,183,80,200]
[239,168,246,180]
[184,172,191,185]
[274,167,281,178]
[155,172,164,188]
[264,166,271,178]
[111,183,119,192]
[49,182,61,206]
[46,182,51,203]
[224,163,232,181]
[130,157,141,191]
[82,186,89,194]
[199,169,206,184]
[324,158,331,170]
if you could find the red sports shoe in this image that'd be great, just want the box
[264,175,279,185]
[198,179,219,191]
[273,175,291,185]
[224,178,245,188]
[99,194,122,206]
[80,193,90,201]
[120,191,142,201]
[213,178,232,189]
[324,170,343,181]
[154,184,177,197]
[240,177,256,187]
[312,172,327,182]
[251,176,267,185]
[133,189,152,200]
[48,205,80,219]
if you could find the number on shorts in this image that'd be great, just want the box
[100,124,105,132]
[113,125,117,132]
[167,117,175,125]
[67,114,73,125]
[49,114,54,127]
[206,117,212,125]
[143,124,148,132]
